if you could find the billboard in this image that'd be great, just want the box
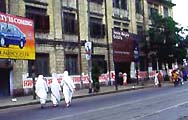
[0,12,35,60]
[112,29,134,62]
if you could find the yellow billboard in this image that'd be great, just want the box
[0,12,35,60]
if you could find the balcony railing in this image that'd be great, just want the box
[113,8,128,19]
[90,2,103,15]
[62,0,77,9]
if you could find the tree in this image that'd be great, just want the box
[92,62,101,92]
[148,13,187,66]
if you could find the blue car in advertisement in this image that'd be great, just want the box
[0,22,26,49]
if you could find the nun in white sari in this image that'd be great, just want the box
[50,73,61,107]
[35,75,48,108]
[61,71,76,107]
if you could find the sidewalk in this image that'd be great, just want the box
[0,82,171,109]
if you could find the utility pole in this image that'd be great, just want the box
[134,47,139,85]
[87,0,92,93]
[31,61,36,100]
[142,0,146,36]
[76,0,83,89]
[142,0,149,78]
[104,0,111,85]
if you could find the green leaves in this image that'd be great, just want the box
[147,12,187,63]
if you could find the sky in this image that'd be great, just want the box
[173,0,188,29]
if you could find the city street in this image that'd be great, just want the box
[1,84,188,120]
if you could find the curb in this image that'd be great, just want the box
[0,85,153,109]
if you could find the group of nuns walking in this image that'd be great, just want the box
[35,71,76,108]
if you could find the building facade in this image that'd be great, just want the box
[0,0,174,97]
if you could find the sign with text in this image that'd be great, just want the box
[85,41,92,60]
[23,75,90,89]
[112,29,134,62]
[0,12,35,60]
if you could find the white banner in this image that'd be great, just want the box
[22,71,115,89]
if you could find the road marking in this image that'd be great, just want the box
[45,89,188,120]
[131,100,188,120]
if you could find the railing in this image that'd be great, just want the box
[113,8,128,19]
[90,2,103,14]
[62,0,77,9]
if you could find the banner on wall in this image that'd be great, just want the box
[22,70,160,89]
[22,72,116,89]
[0,12,35,60]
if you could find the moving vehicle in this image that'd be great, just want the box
[0,22,26,49]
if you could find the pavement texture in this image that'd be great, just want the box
[0,81,173,109]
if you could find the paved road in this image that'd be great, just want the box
[1,84,188,120]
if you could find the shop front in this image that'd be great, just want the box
[112,29,134,85]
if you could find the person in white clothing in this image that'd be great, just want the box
[50,73,62,107]
[154,71,159,87]
[35,75,48,108]
[61,71,76,107]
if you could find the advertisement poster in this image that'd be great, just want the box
[0,12,35,60]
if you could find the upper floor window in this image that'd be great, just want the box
[0,0,6,13]
[90,0,103,4]
[113,0,127,10]
[90,17,105,38]
[163,7,169,17]
[113,0,120,8]
[121,0,127,10]
[63,12,78,35]
[135,0,142,14]
[25,6,49,33]
[148,7,158,18]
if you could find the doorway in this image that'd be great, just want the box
[0,68,10,96]
[114,62,131,85]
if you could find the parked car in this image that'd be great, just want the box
[0,22,26,49]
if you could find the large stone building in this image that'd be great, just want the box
[0,0,174,97]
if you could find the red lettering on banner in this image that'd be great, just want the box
[23,79,33,88]
[72,76,80,83]
[99,74,107,82]
[138,71,156,79]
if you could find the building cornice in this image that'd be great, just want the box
[147,0,175,7]
[24,0,48,6]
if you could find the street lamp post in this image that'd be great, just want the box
[85,42,92,93]
[31,61,36,100]
[134,47,139,85]
[87,0,92,93]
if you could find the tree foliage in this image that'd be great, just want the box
[148,13,187,63]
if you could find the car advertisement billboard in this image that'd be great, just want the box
[0,12,35,60]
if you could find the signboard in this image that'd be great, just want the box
[134,47,139,61]
[0,12,35,60]
[85,41,92,60]
[23,74,90,89]
[112,29,134,62]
